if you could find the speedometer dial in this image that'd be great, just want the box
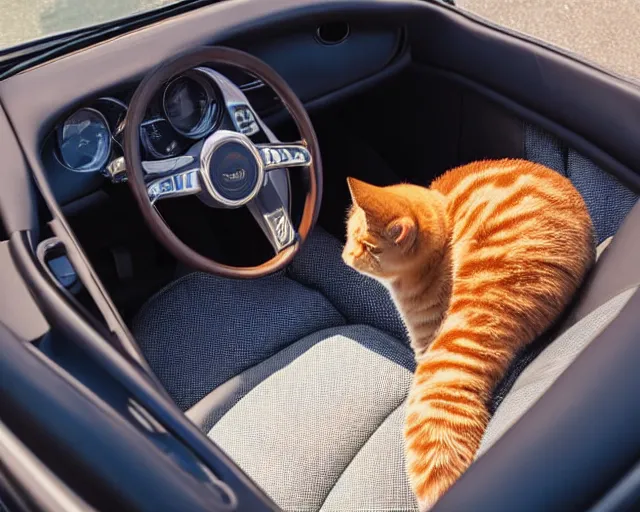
[57,108,111,172]
[140,117,188,159]
[162,71,219,139]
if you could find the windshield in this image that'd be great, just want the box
[0,0,180,52]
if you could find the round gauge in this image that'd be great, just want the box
[94,97,128,145]
[162,72,219,139]
[140,117,189,159]
[57,108,112,172]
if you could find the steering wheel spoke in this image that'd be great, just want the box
[247,178,297,253]
[257,143,312,172]
[147,168,202,204]
[142,155,197,176]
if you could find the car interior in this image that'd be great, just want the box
[1,0,639,511]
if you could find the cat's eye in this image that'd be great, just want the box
[361,239,381,254]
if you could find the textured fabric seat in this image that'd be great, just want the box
[134,230,422,510]
[133,126,638,511]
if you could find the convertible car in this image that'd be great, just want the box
[1,0,639,511]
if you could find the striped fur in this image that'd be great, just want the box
[342,159,594,510]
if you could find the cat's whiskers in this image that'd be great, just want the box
[360,239,381,261]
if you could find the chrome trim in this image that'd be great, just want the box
[195,67,264,136]
[199,129,264,208]
[257,143,312,171]
[229,104,260,136]
[147,169,201,205]
[103,156,127,183]
[246,183,297,253]
[239,79,265,91]
[195,67,292,225]
[142,155,195,175]
[56,107,112,174]
[264,206,295,251]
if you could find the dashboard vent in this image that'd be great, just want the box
[315,22,350,45]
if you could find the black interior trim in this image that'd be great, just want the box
[406,5,640,175]
[0,321,266,512]
[7,230,278,511]
[413,65,640,192]
[433,289,640,512]
[0,103,37,233]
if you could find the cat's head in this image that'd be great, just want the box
[342,178,448,281]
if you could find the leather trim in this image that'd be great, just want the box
[568,200,640,325]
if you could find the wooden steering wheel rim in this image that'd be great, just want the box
[124,46,322,279]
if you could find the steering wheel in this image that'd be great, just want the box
[124,46,322,278]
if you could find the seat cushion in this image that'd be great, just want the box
[133,271,346,410]
[204,325,418,512]
[133,226,408,411]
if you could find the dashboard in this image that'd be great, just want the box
[38,21,405,206]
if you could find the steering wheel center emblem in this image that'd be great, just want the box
[199,130,264,207]
[222,168,247,183]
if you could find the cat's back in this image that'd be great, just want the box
[430,158,592,250]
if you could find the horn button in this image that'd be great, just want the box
[200,130,264,207]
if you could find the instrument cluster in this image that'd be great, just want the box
[51,67,224,174]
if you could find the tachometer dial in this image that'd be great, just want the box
[57,108,111,172]
[162,71,219,139]
[140,117,188,159]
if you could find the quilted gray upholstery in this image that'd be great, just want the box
[320,403,416,512]
[205,288,634,511]
[288,228,408,343]
[208,325,416,512]
[188,324,414,433]
[133,271,346,409]
[133,226,407,411]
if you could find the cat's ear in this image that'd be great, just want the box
[387,217,416,246]
[346,177,381,208]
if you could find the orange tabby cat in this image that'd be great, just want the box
[342,159,594,510]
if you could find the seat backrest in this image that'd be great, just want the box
[566,199,640,326]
